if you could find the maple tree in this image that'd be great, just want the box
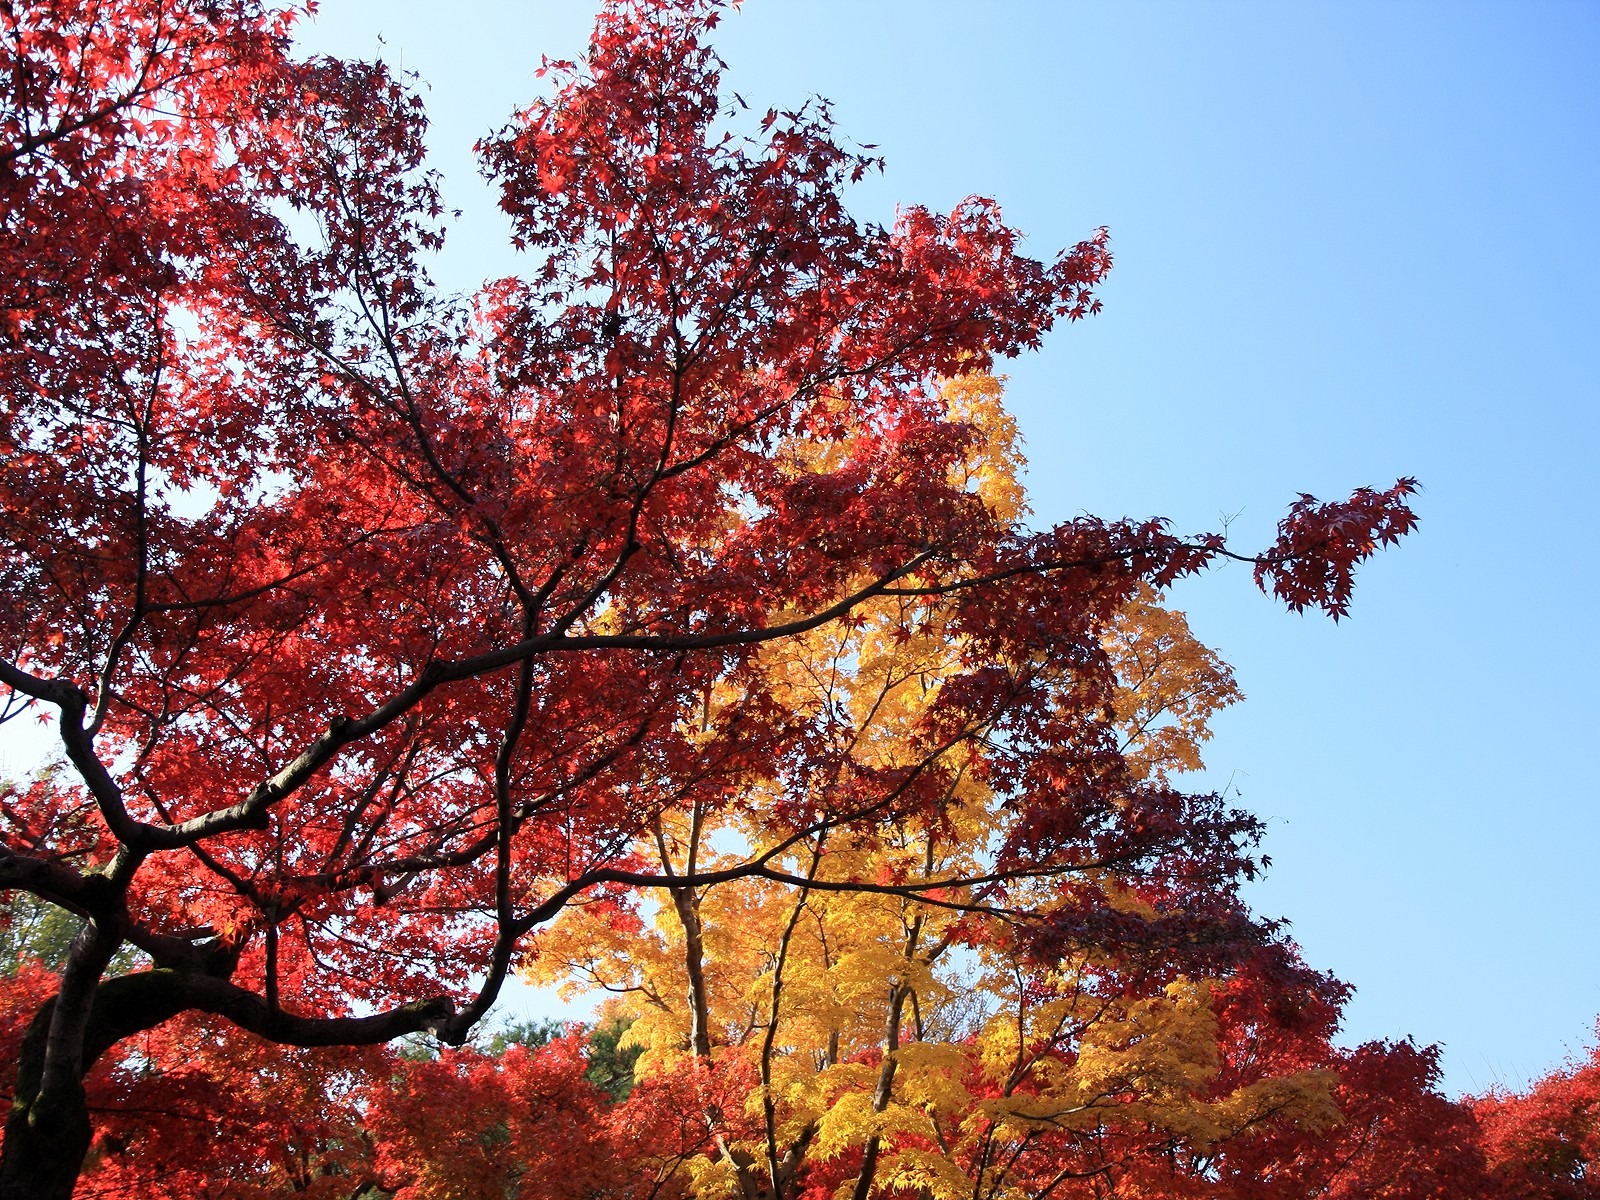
[0,0,1420,1195]
[1189,1036,1494,1199]
[1473,1030,1600,1200]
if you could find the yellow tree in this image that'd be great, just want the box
[521,377,1336,1199]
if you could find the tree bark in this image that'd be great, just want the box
[1,998,92,1200]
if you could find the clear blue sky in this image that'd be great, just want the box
[71,1,1600,1095]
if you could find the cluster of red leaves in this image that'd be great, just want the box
[1474,1030,1600,1200]
[0,981,673,1200]
[1196,1039,1492,1199]
[1255,478,1421,619]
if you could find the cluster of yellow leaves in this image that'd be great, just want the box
[1104,583,1242,784]
[777,372,1023,528]
[941,372,1026,524]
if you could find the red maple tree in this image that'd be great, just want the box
[0,0,1418,1195]
[1474,1030,1600,1200]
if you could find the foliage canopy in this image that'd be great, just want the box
[0,0,1423,1196]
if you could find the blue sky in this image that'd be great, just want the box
[39,0,1600,1096]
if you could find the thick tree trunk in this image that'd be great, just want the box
[0,1088,93,1200]
[0,1000,92,1200]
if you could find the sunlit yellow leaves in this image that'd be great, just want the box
[812,1088,935,1162]
[745,617,855,724]
[1072,979,1221,1116]
[942,373,1025,524]
[890,1039,970,1115]
[1104,583,1243,783]
[1206,1067,1342,1146]
[873,1149,979,1200]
